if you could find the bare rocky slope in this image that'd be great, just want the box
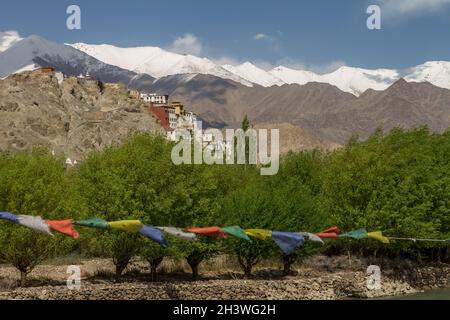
[0,70,163,160]
[253,123,341,153]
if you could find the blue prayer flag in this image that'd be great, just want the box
[272,231,305,255]
[0,212,19,224]
[139,225,169,248]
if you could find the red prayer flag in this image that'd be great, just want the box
[319,226,341,234]
[46,220,80,239]
[316,226,341,239]
[316,232,338,239]
[187,227,226,238]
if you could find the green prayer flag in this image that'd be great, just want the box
[339,229,368,239]
[74,218,111,230]
[221,226,251,241]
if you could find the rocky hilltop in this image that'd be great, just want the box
[0,70,163,160]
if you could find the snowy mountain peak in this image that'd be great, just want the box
[240,61,258,68]
[70,42,254,87]
[404,61,450,89]
[269,66,319,85]
[222,62,285,87]
[0,30,23,52]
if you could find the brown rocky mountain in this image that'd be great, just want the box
[0,70,163,161]
[253,123,341,153]
[2,69,449,159]
[150,74,450,144]
[296,79,450,143]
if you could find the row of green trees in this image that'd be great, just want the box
[0,127,449,285]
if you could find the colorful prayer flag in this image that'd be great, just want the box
[245,229,272,240]
[0,212,19,224]
[316,226,340,239]
[139,225,169,247]
[316,232,338,239]
[272,231,305,255]
[298,232,324,244]
[17,215,53,236]
[368,231,390,244]
[187,227,226,238]
[320,226,341,234]
[339,229,368,239]
[46,220,80,239]
[157,227,197,241]
[221,226,251,241]
[74,218,111,230]
[109,220,144,233]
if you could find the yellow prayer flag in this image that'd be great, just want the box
[245,229,272,240]
[108,220,144,233]
[367,231,390,244]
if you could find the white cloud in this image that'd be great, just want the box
[253,33,270,41]
[167,33,203,56]
[376,0,450,17]
[0,30,23,52]
[252,33,280,52]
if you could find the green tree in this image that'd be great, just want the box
[0,148,74,286]
[323,128,450,261]
[75,133,233,280]
[141,241,170,281]
[220,167,276,275]
[264,150,329,274]
[242,115,250,131]
[74,133,181,279]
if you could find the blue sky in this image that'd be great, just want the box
[1,0,450,71]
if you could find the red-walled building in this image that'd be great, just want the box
[40,67,55,73]
[149,105,171,130]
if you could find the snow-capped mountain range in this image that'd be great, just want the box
[70,42,450,96]
[1,33,450,97]
[70,43,254,87]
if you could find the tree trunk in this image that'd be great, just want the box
[283,255,296,276]
[191,264,199,280]
[438,248,442,264]
[115,264,125,282]
[20,271,27,287]
[283,260,291,276]
[187,256,202,280]
[243,265,253,276]
[151,266,157,282]
[238,256,258,277]
[347,250,352,267]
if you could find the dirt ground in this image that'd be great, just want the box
[0,255,448,300]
